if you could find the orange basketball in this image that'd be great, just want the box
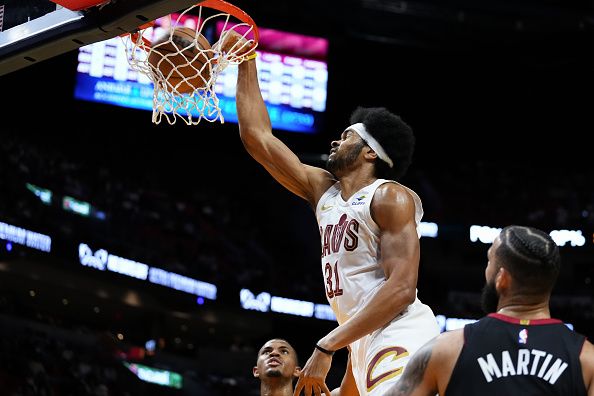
[148,27,213,93]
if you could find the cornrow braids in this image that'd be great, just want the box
[497,225,561,295]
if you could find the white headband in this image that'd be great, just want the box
[346,123,394,168]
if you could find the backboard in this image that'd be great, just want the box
[0,0,204,76]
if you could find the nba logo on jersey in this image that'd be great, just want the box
[518,328,528,344]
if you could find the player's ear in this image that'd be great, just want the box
[364,147,378,161]
[253,366,260,378]
[495,266,511,291]
[293,366,302,379]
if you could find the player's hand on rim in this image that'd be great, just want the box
[218,28,254,55]
[293,348,333,396]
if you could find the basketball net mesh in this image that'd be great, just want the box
[123,4,256,125]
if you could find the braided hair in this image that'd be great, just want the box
[496,225,561,295]
[349,107,415,181]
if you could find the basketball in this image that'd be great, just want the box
[148,27,213,93]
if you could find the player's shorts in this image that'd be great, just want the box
[349,297,440,395]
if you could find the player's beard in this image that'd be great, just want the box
[265,369,283,378]
[480,280,499,314]
[326,141,365,176]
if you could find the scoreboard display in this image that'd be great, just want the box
[74,15,329,133]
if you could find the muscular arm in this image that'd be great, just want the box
[236,59,334,206]
[581,339,594,395]
[317,183,422,351]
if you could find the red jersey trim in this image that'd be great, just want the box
[488,313,563,325]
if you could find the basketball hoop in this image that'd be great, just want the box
[122,0,258,125]
[50,0,111,12]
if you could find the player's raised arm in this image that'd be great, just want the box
[235,49,334,206]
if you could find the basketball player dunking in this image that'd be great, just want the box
[232,33,440,395]
[387,225,594,396]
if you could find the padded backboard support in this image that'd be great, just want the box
[0,0,204,76]
[51,0,109,12]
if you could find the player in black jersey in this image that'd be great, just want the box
[386,225,594,396]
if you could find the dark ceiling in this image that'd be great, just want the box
[2,0,593,164]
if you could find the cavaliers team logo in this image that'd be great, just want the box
[366,346,409,392]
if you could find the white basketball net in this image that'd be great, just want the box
[122,3,256,125]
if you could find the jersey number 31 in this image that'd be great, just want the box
[325,261,343,298]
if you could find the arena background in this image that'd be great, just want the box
[0,0,593,394]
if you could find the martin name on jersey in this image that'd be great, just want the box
[478,348,569,385]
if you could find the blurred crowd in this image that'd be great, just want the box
[2,132,593,300]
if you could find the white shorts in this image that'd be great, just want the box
[349,298,440,395]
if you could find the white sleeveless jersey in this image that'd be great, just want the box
[315,178,424,325]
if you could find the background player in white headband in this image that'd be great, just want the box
[234,45,439,395]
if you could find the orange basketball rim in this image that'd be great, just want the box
[121,0,260,126]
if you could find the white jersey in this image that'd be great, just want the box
[315,178,424,325]
[315,178,439,395]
